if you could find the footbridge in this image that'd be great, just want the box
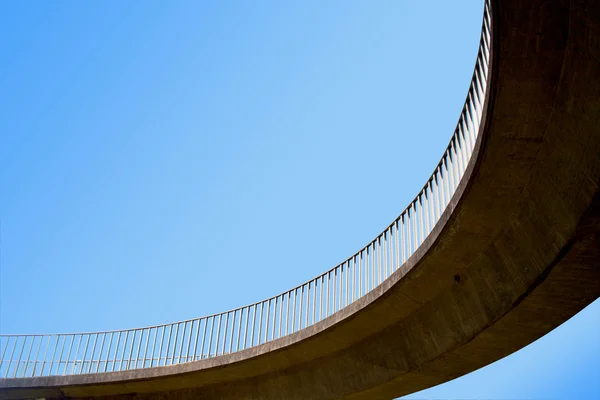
[2,0,599,398]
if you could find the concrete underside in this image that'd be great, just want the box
[2,0,599,399]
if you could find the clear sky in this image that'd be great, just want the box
[1,1,598,399]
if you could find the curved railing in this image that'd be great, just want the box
[0,0,491,379]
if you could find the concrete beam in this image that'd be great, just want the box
[1,0,599,398]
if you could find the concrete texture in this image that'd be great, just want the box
[1,0,599,398]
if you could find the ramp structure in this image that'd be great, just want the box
[1,0,599,398]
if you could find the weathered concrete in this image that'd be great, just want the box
[2,0,599,398]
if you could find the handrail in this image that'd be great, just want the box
[0,0,492,379]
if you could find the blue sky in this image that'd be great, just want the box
[1,1,598,398]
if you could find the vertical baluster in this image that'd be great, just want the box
[372,243,376,289]
[186,322,194,361]
[298,287,304,330]
[319,276,324,320]
[466,96,477,146]
[221,314,229,355]
[40,335,52,376]
[162,327,172,366]
[14,336,27,377]
[385,229,390,278]
[442,161,449,210]
[419,195,425,247]
[336,269,339,311]
[343,261,348,306]
[187,322,194,361]
[383,234,387,281]
[293,288,298,332]
[472,83,482,124]
[384,232,388,279]
[95,334,106,373]
[429,184,435,234]
[461,124,470,173]
[249,306,256,348]
[285,291,291,335]
[150,329,158,366]
[377,237,382,285]
[414,201,420,254]
[4,337,16,377]
[0,336,10,377]
[469,97,479,145]
[406,206,412,258]
[142,328,152,367]
[481,21,490,67]
[305,285,310,328]
[338,267,342,310]
[157,327,166,366]
[444,155,452,207]
[419,194,425,248]
[448,146,456,195]
[365,245,370,292]
[193,320,201,361]
[359,250,364,297]
[394,220,400,271]
[461,114,473,157]
[214,315,222,356]
[313,280,318,325]
[453,142,461,192]
[406,209,411,261]
[338,266,343,310]
[405,208,411,259]
[105,333,115,372]
[47,335,61,376]
[76,334,90,374]
[207,316,215,359]
[279,296,285,339]
[31,336,44,377]
[424,185,431,236]
[398,214,404,264]
[174,324,183,364]
[231,310,238,353]
[366,247,370,292]
[325,272,330,317]
[388,227,393,277]
[110,332,121,372]
[429,181,436,231]
[257,303,263,345]
[413,201,419,251]
[170,324,179,365]
[118,331,129,371]
[239,310,246,352]
[237,310,244,352]
[460,129,468,177]
[458,136,465,184]
[84,334,96,373]
[352,255,357,301]
[340,264,344,308]
[178,323,187,363]
[427,186,433,235]
[243,308,250,351]
[264,300,270,343]
[435,171,442,221]
[23,336,36,377]
[333,268,337,313]
[272,298,278,342]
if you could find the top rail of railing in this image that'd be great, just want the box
[0,0,492,379]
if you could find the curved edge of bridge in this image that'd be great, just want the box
[2,0,599,399]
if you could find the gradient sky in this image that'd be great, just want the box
[1,1,598,399]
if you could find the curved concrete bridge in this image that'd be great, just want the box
[2,0,599,398]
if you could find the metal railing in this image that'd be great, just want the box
[0,0,492,379]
